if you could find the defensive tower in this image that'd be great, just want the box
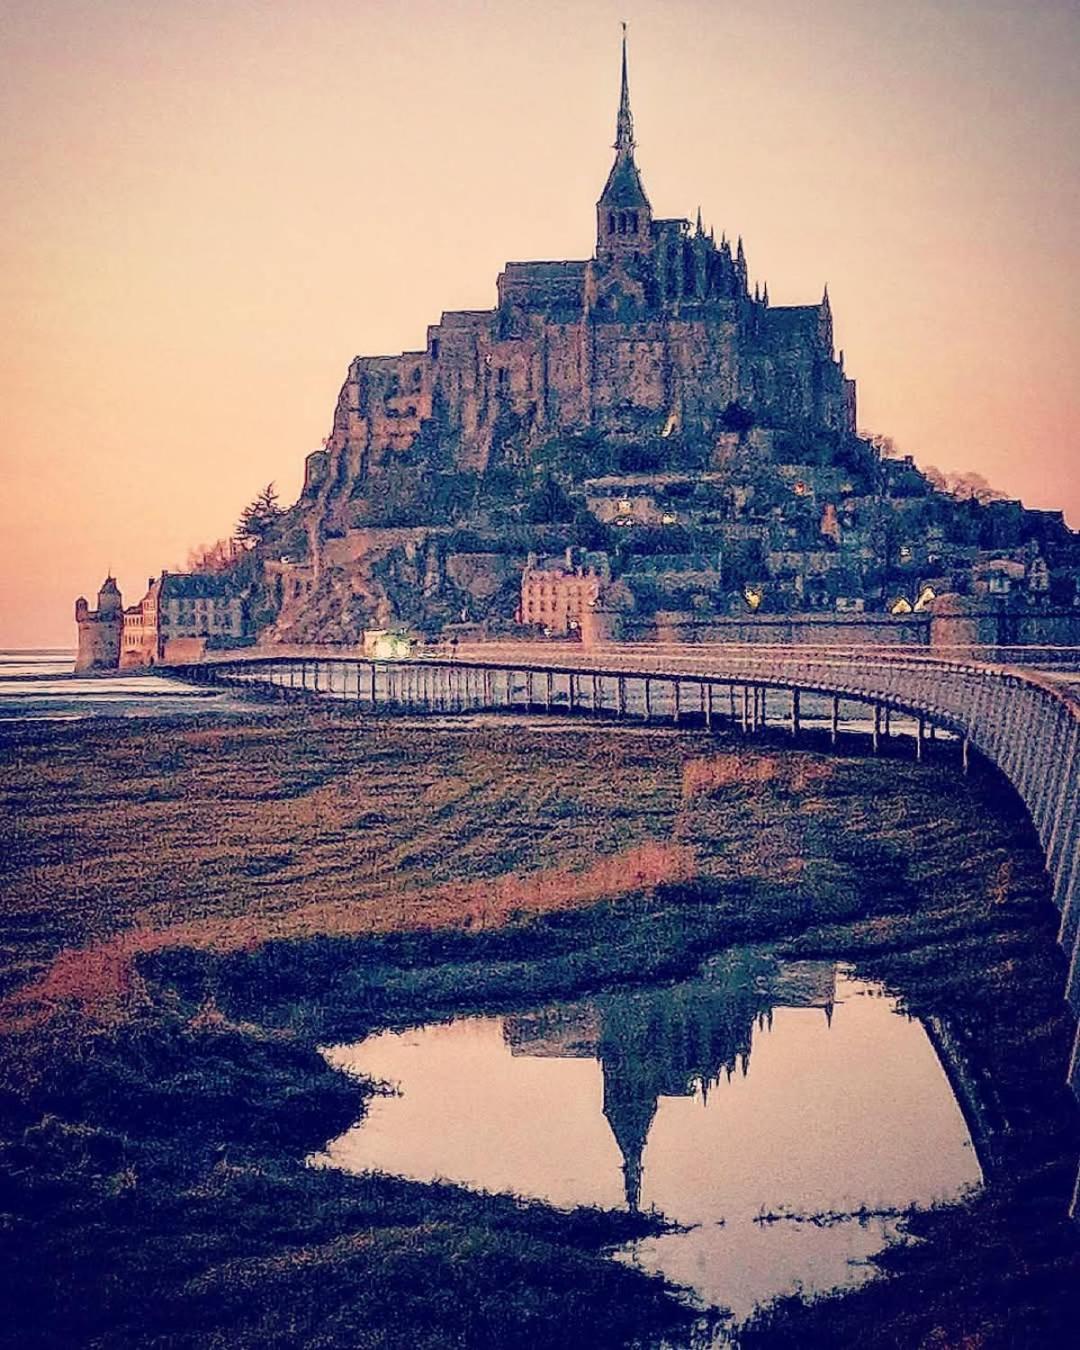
[75,576,123,672]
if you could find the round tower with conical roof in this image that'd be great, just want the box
[75,575,124,672]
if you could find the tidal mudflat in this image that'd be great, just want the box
[0,710,1077,1347]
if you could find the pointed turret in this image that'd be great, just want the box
[820,284,834,353]
[596,26,652,261]
[97,575,122,616]
[695,205,703,236]
[735,236,748,294]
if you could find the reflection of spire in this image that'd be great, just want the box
[504,958,840,1211]
[603,1069,655,1212]
[597,966,767,1209]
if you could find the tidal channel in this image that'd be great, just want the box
[311,950,982,1324]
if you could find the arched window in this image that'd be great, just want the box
[630,211,638,234]
[608,212,616,235]
[618,213,626,234]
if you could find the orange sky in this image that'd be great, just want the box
[2,0,1078,647]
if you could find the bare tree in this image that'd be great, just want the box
[186,539,240,574]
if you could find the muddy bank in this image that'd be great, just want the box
[0,712,1077,1347]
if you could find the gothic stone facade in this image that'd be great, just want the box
[302,37,855,549]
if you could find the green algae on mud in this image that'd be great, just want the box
[0,712,1077,1348]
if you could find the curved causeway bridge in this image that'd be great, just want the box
[170,640,1080,1210]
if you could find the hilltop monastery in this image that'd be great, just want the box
[77,35,1078,665]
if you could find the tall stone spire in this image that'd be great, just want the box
[596,25,652,259]
[615,23,634,152]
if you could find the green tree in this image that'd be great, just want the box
[525,476,575,524]
[236,484,283,545]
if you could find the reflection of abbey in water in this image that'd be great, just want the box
[504,953,836,1210]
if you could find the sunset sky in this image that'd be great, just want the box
[2,0,1078,647]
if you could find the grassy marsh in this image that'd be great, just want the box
[0,711,1077,1347]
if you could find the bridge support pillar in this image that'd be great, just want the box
[872,704,882,753]
[643,678,652,722]
[705,683,714,732]
[916,716,926,762]
[831,696,840,746]
[790,689,801,739]
[617,676,626,718]
[673,680,681,725]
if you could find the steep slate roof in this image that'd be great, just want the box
[502,261,588,280]
[499,260,588,309]
[598,154,651,210]
[159,573,238,600]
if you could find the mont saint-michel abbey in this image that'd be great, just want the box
[306,35,852,499]
[77,35,1079,666]
[271,34,1071,649]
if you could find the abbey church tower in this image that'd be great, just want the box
[595,28,653,265]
